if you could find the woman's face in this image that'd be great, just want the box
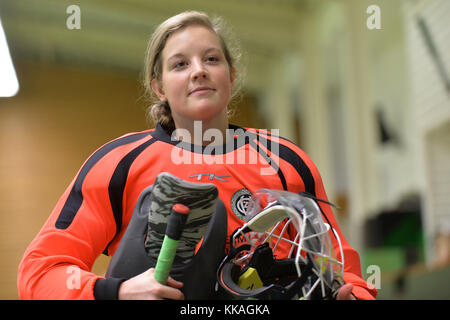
[152,25,234,128]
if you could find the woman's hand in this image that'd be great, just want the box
[336,283,357,300]
[118,267,184,300]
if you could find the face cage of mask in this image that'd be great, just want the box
[217,198,344,300]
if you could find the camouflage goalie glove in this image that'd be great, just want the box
[144,172,219,265]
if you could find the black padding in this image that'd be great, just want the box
[105,186,228,299]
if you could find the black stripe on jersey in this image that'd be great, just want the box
[55,132,152,229]
[253,129,297,147]
[256,133,341,242]
[105,138,157,253]
[254,134,316,196]
[249,138,288,191]
[277,143,316,196]
[254,133,338,241]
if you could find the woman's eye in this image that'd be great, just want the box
[173,61,186,69]
[206,56,219,63]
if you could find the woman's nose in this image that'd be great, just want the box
[191,60,208,80]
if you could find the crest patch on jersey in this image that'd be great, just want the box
[230,188,252,220]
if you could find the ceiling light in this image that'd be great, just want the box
[0,18,19,97]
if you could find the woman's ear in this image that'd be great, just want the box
[151,79,167,102]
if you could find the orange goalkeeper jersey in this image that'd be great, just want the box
[17,123,377,300]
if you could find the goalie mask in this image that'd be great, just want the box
[217,189,344,300]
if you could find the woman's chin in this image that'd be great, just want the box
[186,106,227,122]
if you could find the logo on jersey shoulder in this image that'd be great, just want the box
[231,188,252,220]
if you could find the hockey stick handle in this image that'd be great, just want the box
[154,203,190,285]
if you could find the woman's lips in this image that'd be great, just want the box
[190,87,215,95]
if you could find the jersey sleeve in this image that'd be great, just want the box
[16,132,152,299]
[17,179,112,299]
[304,153,378,300]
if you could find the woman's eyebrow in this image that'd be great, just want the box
[167,53,185,63]
[204,47,222,54]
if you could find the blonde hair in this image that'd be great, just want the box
[143,11,243,132]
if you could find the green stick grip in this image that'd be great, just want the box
[154,236,179,284]
[154,204,190,285]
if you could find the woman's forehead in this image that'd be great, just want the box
[162,25,223,58]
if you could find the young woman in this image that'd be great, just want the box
[17,11,377,300]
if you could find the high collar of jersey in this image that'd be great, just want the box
[151,122,255,154]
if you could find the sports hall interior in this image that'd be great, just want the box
[0,0,449,299]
